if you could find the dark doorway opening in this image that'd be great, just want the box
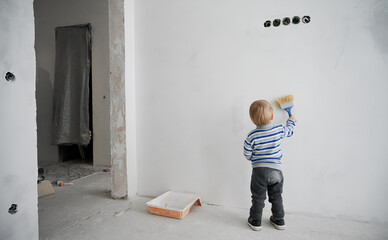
[53,24,94,163]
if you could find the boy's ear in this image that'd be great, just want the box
[271,113,274,120]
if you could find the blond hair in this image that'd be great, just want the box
[249,100,273,126]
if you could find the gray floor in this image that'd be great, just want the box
[38,172,388,240]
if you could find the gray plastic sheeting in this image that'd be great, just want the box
[52,24,92,146]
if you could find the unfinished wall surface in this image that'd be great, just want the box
[109,0,128,199]
[34,0,111,166]
[134,0,388,222]
[0,1,39,239]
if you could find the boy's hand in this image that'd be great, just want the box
[289,115,297,122]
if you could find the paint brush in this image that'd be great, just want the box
[275,95,295,117]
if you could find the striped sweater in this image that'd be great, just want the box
[243,119,296,170]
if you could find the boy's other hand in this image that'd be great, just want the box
[289,116,297,122]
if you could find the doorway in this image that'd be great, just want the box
[53,24,94,164]
[34,0,128,199]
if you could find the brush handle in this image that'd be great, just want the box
[284,107,293,117]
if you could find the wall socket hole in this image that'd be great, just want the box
[283,17,290,26]
[292,16,300,24]
[8,204,18,215]
[5,72,15,82]
[302,15,311,24]
[273,19,281,27]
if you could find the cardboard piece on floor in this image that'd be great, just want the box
[38,180,55,198]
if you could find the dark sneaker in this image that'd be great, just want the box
[270,216,285,230]
[248,217,262,231]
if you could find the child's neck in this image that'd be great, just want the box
[256,123,273,130]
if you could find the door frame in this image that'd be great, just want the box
[108,0,128,199]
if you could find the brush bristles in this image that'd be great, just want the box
[275,95,295,106]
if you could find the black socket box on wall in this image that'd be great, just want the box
[264,15,311,28]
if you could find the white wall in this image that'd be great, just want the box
[34,0,111,166]
[0,1,39,239]
[134,0,388,222]
[125,0,137,196]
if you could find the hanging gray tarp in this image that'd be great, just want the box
[52,24,92,146]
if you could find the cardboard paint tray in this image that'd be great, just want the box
[146,191,202,219]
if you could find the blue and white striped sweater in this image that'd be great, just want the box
[244,119,295,169]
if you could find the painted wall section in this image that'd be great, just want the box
[34,0,111,166]
[125,0,138,197]
[0,1,39,239]
[134,0,388,222]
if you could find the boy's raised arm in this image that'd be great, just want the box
[282,117,296,138]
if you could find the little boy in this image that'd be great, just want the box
[243,100,296,231]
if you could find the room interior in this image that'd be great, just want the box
[1,0,388,239]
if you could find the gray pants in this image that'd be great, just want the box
[250,167,284,223]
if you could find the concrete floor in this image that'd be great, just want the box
[38,172,388,240]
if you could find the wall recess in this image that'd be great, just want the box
[5,72,15,82]
[8,204,18,215]
[273,19,281,27]
[292,16,301,24]
[283,17,290,26]
[302,15,311,24]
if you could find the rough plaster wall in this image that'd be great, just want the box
[125,0,138,197]
[135,0,388,222]
[0,1,39,239]
[110,0,128,198]
[34,0,111,166]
